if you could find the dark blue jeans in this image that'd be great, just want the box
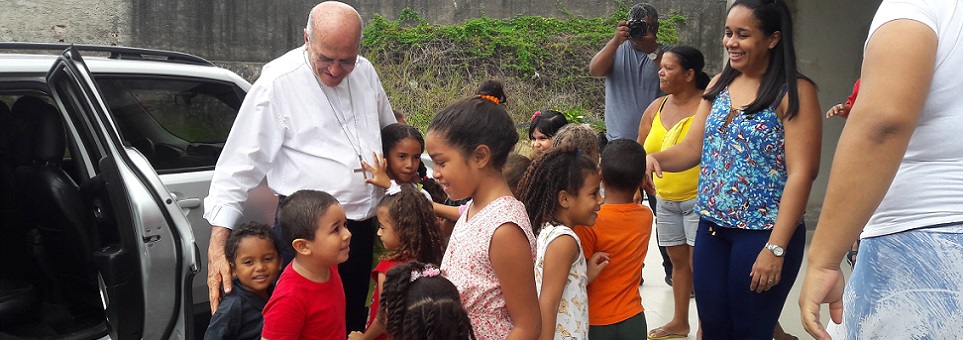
[692,218,805,339]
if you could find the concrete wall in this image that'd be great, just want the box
[793,0,882,223]
[0,0,131,45]
[2,1,728,76]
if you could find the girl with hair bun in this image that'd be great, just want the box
[427,80,541,339]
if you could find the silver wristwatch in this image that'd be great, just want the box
[765,243,785,257]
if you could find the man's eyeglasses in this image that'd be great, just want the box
[306,48,357,71]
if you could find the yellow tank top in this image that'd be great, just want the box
[642,97,700,201]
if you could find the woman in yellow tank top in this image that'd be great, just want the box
[636,46,710,340]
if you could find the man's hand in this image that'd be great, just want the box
[208,226,232,314]
[614,20,631,45]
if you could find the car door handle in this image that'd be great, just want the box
[176,198,202,209]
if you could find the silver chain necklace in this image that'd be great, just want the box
[304,51,367,178]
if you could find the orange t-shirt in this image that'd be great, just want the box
[572,203,653,326]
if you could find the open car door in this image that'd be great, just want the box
[45,46,199,339]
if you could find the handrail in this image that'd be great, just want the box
[0,42,215,66]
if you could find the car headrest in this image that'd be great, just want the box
[11,96,48,120]
[10,96,52,163]
[0,102,12,153]
[30,104,66,164]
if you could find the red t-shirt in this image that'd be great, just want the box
[365,259,404,340]
[261,263,346,340]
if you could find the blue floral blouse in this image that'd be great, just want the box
[695,87,787,230]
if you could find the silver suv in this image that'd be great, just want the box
[0,43,268,339]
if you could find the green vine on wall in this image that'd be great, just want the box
[361,4,686,136]
[364,7,685,75]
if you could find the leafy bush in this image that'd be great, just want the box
[362,4,686,142]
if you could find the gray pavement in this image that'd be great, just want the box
[638,228,853,339]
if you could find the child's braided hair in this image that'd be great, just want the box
[379,262,476,340]
[518,144,599,235]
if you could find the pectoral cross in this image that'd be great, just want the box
[353,155,368,179]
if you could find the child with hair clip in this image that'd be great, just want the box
[363,123,434,201]
[205,222,282,340]
[529,110,569,158]
[427,80,542,340]
[348,184,445,340]
[379,262,476,340]
[519,146,610,340]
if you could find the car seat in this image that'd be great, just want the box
[13,100,98,303]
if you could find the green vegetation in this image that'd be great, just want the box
[361,4,685,143]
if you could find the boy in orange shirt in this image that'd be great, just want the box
[573,139,653,339]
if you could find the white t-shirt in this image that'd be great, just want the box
[862,0,963,238]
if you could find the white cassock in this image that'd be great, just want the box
[204,45,395,229]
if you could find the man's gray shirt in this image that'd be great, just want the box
[604,41,666,141]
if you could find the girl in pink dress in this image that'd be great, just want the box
[426,80,542,340]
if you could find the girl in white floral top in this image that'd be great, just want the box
[519,146,610,340]
[427,80,541,340]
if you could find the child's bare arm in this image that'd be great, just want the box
[353,273,388,340]
[432,202,461,221]
[536,236,579,340]
[491,223,541,340]
[586,252,610,283]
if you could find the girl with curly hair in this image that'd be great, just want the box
[348,184,445,340]
[519,145,611,339]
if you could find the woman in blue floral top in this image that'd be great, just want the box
[645,0,821,338]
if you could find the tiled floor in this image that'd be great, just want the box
[638,228,853,339]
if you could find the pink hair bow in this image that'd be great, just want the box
[409,264,441,282]
[530,111,542,121]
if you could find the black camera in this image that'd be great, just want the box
[628,20,648,39]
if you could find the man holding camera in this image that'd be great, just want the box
[589,2,666,142]
[589,2,676,302]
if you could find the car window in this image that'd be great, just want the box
[93,77,243,172]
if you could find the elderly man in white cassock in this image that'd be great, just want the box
[203,1,394,333]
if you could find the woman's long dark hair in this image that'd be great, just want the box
[704,0,813,119]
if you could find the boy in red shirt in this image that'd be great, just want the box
[574,139,654,339]
[261,190,352,340]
